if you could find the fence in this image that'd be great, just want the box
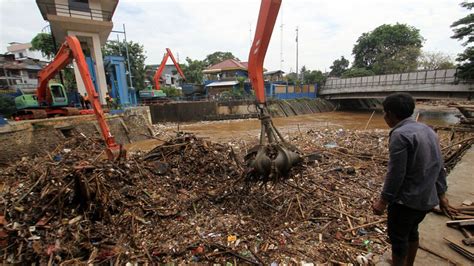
[268,83,317,99]
[324,69,461,90]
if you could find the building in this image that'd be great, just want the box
[203,59,249,81]
[264,70,285,82]
[146,64,184,88]
[36,0,119,104]
[6,42,46,61]
[202,59,250,97]
[0,54,48,92]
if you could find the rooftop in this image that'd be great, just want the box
[203,59,249,74]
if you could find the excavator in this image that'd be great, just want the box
[139,48,186,99]
[245,0,302,182]
[17,36,125,160]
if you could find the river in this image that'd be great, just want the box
[126,104,461,152]
[175,104,460,141]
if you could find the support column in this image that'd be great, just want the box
[67,31,107,104]
[91,34,107,104]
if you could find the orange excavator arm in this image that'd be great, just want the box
[244,0,301,182]
[37,36,125,160]
[248,0,281,105]
[153,48,186,91]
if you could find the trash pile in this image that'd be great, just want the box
[0,128,470,264]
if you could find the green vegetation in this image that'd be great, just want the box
[451,1,474,80]
[300,66,326,85]
[180,57,206,84]
[103,40,147,90]
[342,67,375,78]
[418,51,455,70]
[31,33,55,59]
[161,86,182,97]
[0,95,16,118]
[204,51,238,67]
[329,56,349,77]
[352,23,424,74]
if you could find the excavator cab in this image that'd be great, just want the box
[14,89,39,110]
[15,83,68,110]
[48,83,68,107]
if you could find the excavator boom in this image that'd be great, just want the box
[245,0,301,182]
[153,48,186,91]
[36,36,125,160]
[248,0,281,105]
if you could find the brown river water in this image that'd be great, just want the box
[127,105,461,152]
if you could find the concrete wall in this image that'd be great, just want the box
[148,99,336,123]
[0,107,152,165]
[149,101,217,123]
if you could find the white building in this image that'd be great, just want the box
[36,0,119,104]
[7,42,46,61]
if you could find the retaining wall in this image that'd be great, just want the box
[0,107,153,165]
[149,99,336,123]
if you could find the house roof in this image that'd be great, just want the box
[0,55,46,70]
[7,42,32,52]
[203,59,248,74]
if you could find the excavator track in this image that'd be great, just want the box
[15,109,48,120]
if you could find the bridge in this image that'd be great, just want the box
[319,69,474,100]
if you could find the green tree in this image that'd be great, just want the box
[103,40,147,90]
[342,67,375,78]
[285,72,297,83]
[451,1,474,80]
[204,51,238,66]
[0,95,16,118]
[300,66,326,84]
[180,57,206,84]
[418,51,455,70]
[31,33,56,59]
[62,67,77,92]
[329,56,349,77]
[352,23,424,74]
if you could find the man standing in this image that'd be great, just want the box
[372,93,453,266]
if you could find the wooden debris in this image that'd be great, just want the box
[0,127,471,264]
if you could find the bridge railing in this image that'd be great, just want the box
[324,69,464,89]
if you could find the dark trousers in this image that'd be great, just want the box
[387,203,428,257]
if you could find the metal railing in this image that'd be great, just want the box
[323,69,469,90]
[37,1,113,21]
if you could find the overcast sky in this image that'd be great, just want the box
[0,0,469,72]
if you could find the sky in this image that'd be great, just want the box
[0,0,469,73]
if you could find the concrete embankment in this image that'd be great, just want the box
[0,107,153,165]
[149,98,336,123]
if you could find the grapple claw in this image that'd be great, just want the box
[244,106,302,182]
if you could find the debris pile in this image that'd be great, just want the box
[0,128,471,264]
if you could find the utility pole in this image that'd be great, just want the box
[295,26,299,81]
[280,19,284,71]
[112,24,134,89]
[122,24,134,90]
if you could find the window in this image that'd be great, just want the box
[68,0,90,11]
[28,72,37,79]
[51,85,66,98]
[18,52,24,58]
